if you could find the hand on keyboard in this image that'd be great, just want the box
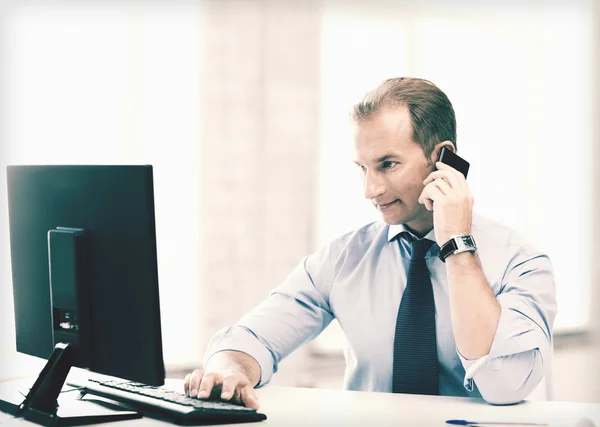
[85,379,267,424]
[184,368,259,410]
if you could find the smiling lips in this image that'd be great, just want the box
[376,200,400,211]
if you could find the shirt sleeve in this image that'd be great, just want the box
[457,249,557,405]
[204,244,339,387]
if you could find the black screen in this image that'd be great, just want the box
[6,165,165,386]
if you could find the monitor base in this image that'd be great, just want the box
[25,396,141,426]
[0,343,141,426]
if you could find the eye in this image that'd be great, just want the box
[355,163,367,173]
[381,161,398,170]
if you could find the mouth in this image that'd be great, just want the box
[375,200,400,212]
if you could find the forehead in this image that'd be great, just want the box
[353,106,420,160]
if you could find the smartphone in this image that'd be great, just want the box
[437,147,470,179]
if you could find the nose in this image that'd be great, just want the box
[363,170,386,200]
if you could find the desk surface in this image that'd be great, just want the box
[1,378,599,427]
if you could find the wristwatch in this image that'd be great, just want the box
[438,233,477,262]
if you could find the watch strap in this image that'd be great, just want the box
[439,233,477,262]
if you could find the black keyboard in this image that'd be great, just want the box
[84,379,267,425]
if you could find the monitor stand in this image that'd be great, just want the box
[0,343,141,426]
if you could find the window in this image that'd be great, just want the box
[317,1,593,352]
[0,2,204,379]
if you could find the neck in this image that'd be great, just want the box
[403,211,434,238]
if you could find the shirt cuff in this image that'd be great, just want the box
[203,326,276,387]
[456,296,550,393]
[456,349,493,392]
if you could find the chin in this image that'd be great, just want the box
[380,206,425,226]
[380,212,409,225]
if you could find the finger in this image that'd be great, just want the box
[428,165,464,189]
[423,170,460,189]
[419,183,445,206]
[418,180,444,204]
[240,386,260,410]
[183,374,192,396]
[220,374,239,401]
[198,372,217,399]
[435,162,468,189]
[434,160,456,172]
[431,177,452,196]
[419,189,434,210]
[424,198,434,211]
[188,369,204,398]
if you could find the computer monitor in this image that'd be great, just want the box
[2,165,166,424]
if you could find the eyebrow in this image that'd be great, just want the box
[354,154,401,166]
[376,155,400,163]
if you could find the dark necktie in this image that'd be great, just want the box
[392,233,439,395]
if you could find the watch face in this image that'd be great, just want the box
[461,235,474,246]
[440,234,476,262]
[456,234,476,251]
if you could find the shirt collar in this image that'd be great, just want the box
[387,223,437,244]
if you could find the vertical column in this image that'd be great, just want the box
[198,0,321,384]
[592,0,600,344]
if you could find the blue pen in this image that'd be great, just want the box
[446,420,548,426]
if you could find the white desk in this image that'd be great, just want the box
[1,378,599,427]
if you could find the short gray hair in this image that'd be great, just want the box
[351,77,457,162]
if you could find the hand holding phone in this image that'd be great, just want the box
[437,147,470,179]
[422,146,474,247]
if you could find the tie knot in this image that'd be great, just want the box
[400,232,434,260]
[410,239,434,259]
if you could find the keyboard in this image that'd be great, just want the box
[84,379,267,425]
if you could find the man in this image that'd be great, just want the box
[184,77,557,407]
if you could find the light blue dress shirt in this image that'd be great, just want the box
[205,213,557,404]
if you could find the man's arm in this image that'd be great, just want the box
[421,159,556,405]
[445,251,500,360]
[206,254,336,384]
[420,160,503,360]
[185,241,341,407]
[454,251,556,404]
[445,249,556,405]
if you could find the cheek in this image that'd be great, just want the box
[390,171,425,199]
[407,183,426,205]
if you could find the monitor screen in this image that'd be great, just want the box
[6,165,165,386]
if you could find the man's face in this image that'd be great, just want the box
[353,106,436,233]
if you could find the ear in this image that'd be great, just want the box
[430,140,456,164]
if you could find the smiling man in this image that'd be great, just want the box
[184,77,557,408]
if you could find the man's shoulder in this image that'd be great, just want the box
[471,212,543,258]
[305,221,387,280]
[472,212,522,245]
[313,221,387,261]
[329,221,388,248]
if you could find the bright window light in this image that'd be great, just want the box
[0,2,203,379]
[318,1,592,347]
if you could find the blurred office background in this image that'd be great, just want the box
[0,0,598,403]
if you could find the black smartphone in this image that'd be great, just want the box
[437,147,470,179]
